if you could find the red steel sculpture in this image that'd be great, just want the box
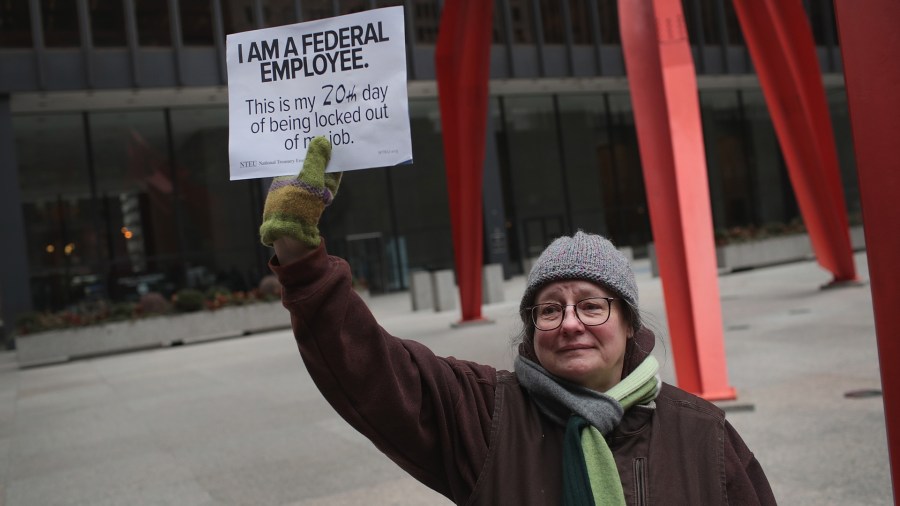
[433,0,863,405]
[618,0,735,400]
[834,0,900,494]
[732,0,857,284]
[435,0,494,323]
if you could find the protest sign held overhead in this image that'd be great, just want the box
[226,7,412,180]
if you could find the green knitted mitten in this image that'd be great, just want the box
[259,136,342,248]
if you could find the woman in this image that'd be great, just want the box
[261,137,776,505]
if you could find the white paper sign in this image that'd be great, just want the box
[226,7,412,180]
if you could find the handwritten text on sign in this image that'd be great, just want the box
[226,7,411,180]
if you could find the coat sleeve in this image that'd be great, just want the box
[269,243,497,502]
[724,420,777,505]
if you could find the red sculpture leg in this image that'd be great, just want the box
[435,0,494,322]
[731,0,857,283]
[619,0,735,400]
[834,0,900,493]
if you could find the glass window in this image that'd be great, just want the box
[300,0,335,21]
[169,107,267,293]
[556,94,610,237]
[507,0,535,43]
[90,0,126,46]
[411,0,439,43]
[385,98,452,274]
[89,110,182,300]
[595,0,618,44]
[827,87,860,219]
[740,90,798,227]
[593,93,649,247]
[492,0,505,43]
[135,0,170,45]
[0,0,32,47]
[180,1,214,44]
[320,156,396,294]
[569,0,593,45]
[222,0,256,34]
[700,90,755,230]
[42,0,80,47]
[484,97,515,268]
[702,89,804,233]
[683,0,701,45]
[14,113,94,311]
[601,92,653,246]
[540,0,565,44]
[341,0,373,15]
[698,0,722,45]
[722,0,743,45]
[302,99,454,292]
[501,95,567,257]
[808,0,837,46]
[263,0,300,27]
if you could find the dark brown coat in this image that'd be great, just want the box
[271,244,776,505]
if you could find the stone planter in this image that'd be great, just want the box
[850,225,866,251]
[716,233,813,272]
[15,302,290,368]
[647,227,864,277]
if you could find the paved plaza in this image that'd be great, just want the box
[0,252,891,505]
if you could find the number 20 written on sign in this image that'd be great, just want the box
[321,84,357,105]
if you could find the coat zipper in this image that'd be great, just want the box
[633,457,647,506]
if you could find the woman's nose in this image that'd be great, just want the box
[560,305,583,330]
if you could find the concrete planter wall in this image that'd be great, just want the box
[648,226,865,276]
[850,225,866,251]
[717,225,865,272]
[716,233,813,272]
[15,302,290,368]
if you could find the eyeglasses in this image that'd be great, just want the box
[526,297,616,331]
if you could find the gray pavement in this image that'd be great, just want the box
[0,252,890,505]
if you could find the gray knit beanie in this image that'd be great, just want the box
[519,231,639,329]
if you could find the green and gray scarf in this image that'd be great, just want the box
[514,355,661,506]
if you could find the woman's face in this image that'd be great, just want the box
[531,280,632,392]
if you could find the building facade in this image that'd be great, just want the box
[0,0,858,343]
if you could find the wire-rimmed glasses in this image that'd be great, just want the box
[526,297,617,331]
